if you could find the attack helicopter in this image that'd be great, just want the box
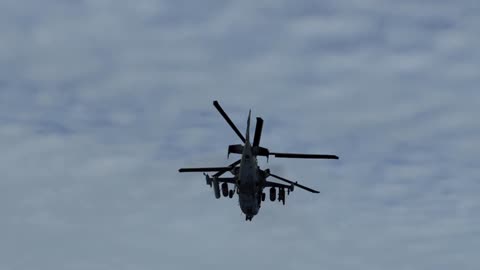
[179,101,339,221]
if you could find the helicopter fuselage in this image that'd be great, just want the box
[237,140,262,221]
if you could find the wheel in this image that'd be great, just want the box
[229,189,234,198]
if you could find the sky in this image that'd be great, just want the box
[1,0,479,269]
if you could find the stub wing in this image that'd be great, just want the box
[204,176,237,188]
[211,177,236,184]
[264,181,293,190]
[270,152,339,159]
[179,167,233,173]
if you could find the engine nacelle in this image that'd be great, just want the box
[228,144,244,158]
[213,177,221,199]
[253,146,270,158]
[269,187,276,201]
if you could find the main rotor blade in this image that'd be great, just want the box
[213,100,246,143]
[213,159,241,178]
[179,167,233,173]
[269,173,320,193]
[252,117,263,147]
[271,152,339,159]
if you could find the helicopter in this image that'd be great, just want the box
[179,101,339,221]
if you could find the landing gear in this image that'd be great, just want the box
[245,215,253,221]
[228,189,234,198]
[261,192,266,201]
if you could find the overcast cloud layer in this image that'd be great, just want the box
[1,1,479,269]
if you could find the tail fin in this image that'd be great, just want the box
[246,110,251,142]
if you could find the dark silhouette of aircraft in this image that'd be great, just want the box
[179,101,339,221]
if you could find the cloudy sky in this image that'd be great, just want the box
[1,0,479,269]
